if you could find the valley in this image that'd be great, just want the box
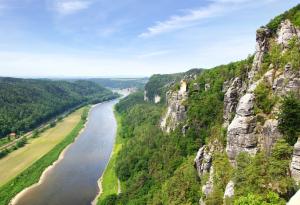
[0,2,299,205]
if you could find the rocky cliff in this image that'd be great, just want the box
[226,19,300,167]
[160,17,300,204]
[160,79,189,133]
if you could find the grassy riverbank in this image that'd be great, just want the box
[97,110,124,205]
[0,106,89,205]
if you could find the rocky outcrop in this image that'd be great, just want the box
[194,146,212,177]
[259,119,282,154]
[226,93,257,163]
[248,27,271,82]
[154,95,161,103]
[160,80,188,133]
[202,166,214,197]
[226,19,300,164]
[272,64,300,96]
[205,83,210,91]
[224,181,234,199]
[277,20,300,49]
[223,77,245,127]
[291,138,300,183]
[144,90,149,101]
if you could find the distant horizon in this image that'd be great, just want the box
[0,75,150,79]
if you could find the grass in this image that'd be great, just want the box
[0,107,88,205]
[97,110,124,205]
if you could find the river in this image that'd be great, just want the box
[13,99,118,205]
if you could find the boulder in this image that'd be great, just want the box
[224,181,234,199]
[236,93,255,116]
[194,146,212,177]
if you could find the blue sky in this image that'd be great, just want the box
[0,0,298,77]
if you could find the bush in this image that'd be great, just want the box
[234,192,285,205]
[234,139,295,203]
[254,81,277,114]
[16,137,27,148]
[98,194,118,205]
[278,93,300,145]
[49,121,56,128]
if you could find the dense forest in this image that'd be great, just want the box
[100,5,300,205]
[0,77,118,138]
[145,69,202,103]
[68,78,148,89]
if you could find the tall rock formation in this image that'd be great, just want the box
[160,80,188,133]
[226,19,300,164]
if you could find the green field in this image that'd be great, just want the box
[97,111,124,204]
[0,107,88,205]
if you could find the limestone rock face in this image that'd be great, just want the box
[226,20,300,164]
[160,80,188,133]
[291,138,300,183]
[223,77,244,127]
[224,181,234,199]
[236,93,255,116]
[194,146,212,177]
[273,64,300,96]
[226,89,257,162]
[277,20,300,49]
[259,119,282,154]
[248,27,271,82]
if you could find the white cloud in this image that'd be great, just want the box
[139,0,274,38]
[54,0,92,15]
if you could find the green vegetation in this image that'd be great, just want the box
[188,58,252,145]
[234,192,285,205]
[144,69,202,103]
[87,78,148,89]
[0,107,89,205]
[101,5,300,205]
[234,139,295,202]
[0,77,118,138]
[267,4,300,33]
[100,92,201,204]
[254,81,277,114]
[278,94,300,145]
[97,111,125,204]
[145,73,182,103]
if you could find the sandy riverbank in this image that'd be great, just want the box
[9,106,93,205]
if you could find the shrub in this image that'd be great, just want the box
[234,192,285,205]
[49,121,56,128]
[278,93,300,145]
[16,137,27,148]
[254,81,277,114]
[98,194,118,205]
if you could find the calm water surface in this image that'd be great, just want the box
[15,100,118,205]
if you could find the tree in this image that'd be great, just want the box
[278,94,300,145]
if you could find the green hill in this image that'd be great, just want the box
[0,78,118,138]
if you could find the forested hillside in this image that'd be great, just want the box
[70,78,148,89]
[101,5,300,205]
[0,78,118,138]
[144,69,202,103]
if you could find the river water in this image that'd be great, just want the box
[14,100,118,205]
